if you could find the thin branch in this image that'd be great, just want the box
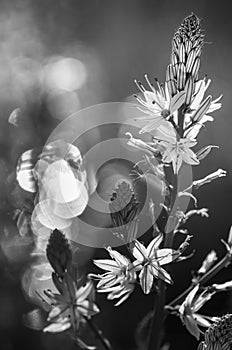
[168,253,232,307]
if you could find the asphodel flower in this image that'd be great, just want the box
[158,135,199,173]
[179,284,217,340]
[131,233,179,294]
[134,76,186,134]
[44,276,99,333]
[90,247,138,306]
[198,314,232,350]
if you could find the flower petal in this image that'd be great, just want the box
[139,267,153,294]
[194,313,211,328]
[184,314,200,340]
[93,259,120,272]
[43,318,71,333]
[107,248,130,266]
[147,233,163,257]
[132,240,147,260]
[155,248,179,265]
[76,281,93,302]
[182,149,199,166]
[169,91,186,114]
[77,300,99,317]
[149,264,173,284]
[139,118,165,134]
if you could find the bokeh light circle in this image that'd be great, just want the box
[37,102,193,247]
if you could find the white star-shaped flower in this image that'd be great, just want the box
[134,75,186,134]
[132,234,178,294]
[159,135,199,173]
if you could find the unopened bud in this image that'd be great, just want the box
[46,229,72,277]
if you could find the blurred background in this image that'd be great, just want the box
[0,0,231,349]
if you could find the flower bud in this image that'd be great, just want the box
[198,314,232,350]
[46,229,72,277]
[109,181,139,235]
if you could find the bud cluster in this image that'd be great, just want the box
[46,229,72,277]
[198,314,232,350]
[109,181,140,242]
[167,13,204,101]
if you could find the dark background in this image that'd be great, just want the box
[0,0,231,349]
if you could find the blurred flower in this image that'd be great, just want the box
[227,225,232,247]
[90,247,138,306]
[44,277,99,333]
[134,76,185,134]
[211,281,232,292]
[131,234,179,294]
[16,148,38,193]
[197,250,217,276]
[16,141,89,238]
[221,225,232,256]
[179,284,217,340]
[198,314,232,350]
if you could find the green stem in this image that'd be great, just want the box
[168,253,232,307]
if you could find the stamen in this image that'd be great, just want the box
[145,74,156,92]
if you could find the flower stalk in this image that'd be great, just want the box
[147,14,205,350]
[147,172,177,350]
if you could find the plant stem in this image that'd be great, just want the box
[147,280,166,350]
[168,253,232,307]
[147,174,178,350]
[85,317,113,350]
[147,104,183,350]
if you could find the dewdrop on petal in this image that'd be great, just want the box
[42,159,82,203]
